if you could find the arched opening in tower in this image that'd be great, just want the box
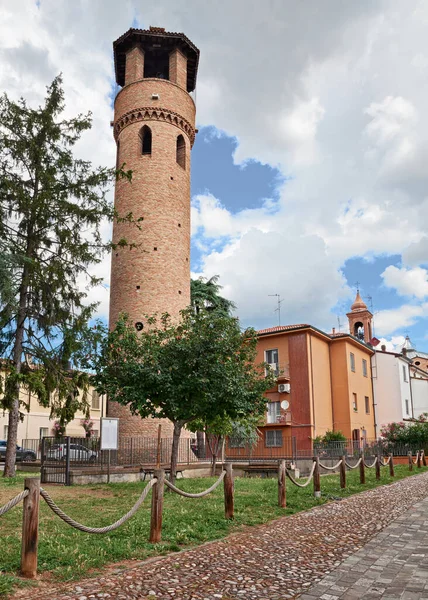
[140,125,152,155]
[176,134,185,169]
[354,321,364,341]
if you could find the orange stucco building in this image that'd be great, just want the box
[229,292,376,459]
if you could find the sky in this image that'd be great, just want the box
[1,0,428,352]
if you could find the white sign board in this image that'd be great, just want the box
[100,418,119,450]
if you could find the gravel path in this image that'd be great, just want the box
[14,472,428,600]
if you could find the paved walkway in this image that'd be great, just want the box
[299,496,428,599]
[15,471,428,600]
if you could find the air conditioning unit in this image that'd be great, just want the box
[278,383,290,393]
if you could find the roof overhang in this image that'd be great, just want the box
[113,28,200,92]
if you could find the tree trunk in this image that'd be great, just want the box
[4,244,32,477]
[211,453,218,477]
[169,420,184,486]
[196,430,205,458]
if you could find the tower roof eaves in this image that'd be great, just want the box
[113,27,200,91]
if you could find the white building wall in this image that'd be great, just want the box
[411,377,428,418]
[0,412,101,444]
[372,352,411,430]
[398,359,412,419]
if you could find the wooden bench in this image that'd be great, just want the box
[141,467,183,481]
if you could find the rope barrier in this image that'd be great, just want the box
[364,457,378,468]
[380,456,391,467]
[39,479,156,534]
[164,470,226,498]
[345,457,362,469]
[286,461,316,488]
[413,452,420,465]
[319,459,343,471]
[0,489,29,517]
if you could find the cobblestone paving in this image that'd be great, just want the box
[17,472,428,600]
[299,495,428,599]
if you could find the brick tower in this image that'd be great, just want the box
[108,27,199,437]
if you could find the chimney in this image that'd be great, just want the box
[381,345,386,352]
[332,327,336,335]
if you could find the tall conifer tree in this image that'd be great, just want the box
[0,76,132,476]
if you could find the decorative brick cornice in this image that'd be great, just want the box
[114,107,196,146]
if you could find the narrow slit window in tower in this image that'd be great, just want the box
[176,134,185,169]
[116,140,120,169]
[140,125,152,155]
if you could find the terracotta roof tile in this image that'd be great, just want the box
[257,324,309,335]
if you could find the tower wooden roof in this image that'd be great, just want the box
[113,27,200,92]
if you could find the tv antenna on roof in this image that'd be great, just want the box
[268,294,284,326]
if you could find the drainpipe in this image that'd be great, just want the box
[329,342,335,431]
[309,335,316,439]
[408,362,415,418]
[370,352,377,439]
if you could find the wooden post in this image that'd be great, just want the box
[389,453,395,477]
[149,468,165,543]
[340,455,346,489]
[375,455,381,480]
[313,457,321,498]
[423,450,427,467]
[20,478,40,579]
[417,451,421,469]
[224,462,234,519]
[278,459,286,508]
[359,452,365,484]
[156,424,162,469]
[409,451,413,471]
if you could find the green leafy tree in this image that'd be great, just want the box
[191,275,236,316]
[92,308,275,484]
[0,75,133,476]
[190,274,237,452]
[190,413,262,475]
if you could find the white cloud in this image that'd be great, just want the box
[377,336,406,352]
[2,1,428,338]
[382,265,428,299]
[375,303,428,337]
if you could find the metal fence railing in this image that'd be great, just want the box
[22,436,208,468]
[20,435,427,469]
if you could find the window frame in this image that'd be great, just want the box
[365,396,370,414]
[265,348,279,376]
[350,352,356,372]
[140,125,152,156]
[39,427,49,439]
[267,401,281,424]
[265,429,283,448]
[176,134,186,169]
[91,390,100,410]
[405,399,410,416]
[362,359,368,377]
[352,392,358,412]
[402,364,408,382]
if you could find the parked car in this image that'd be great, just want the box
[0,440,37,462]
[47,443,98,462]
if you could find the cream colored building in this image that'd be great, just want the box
[0,369,104,443]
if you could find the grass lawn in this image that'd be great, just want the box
[0,464,427,597]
